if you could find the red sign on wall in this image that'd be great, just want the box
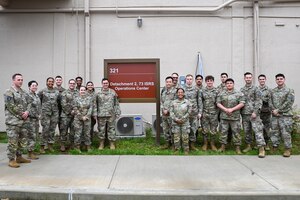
[104,59,160,103]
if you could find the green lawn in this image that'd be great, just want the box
[0,129,299,156]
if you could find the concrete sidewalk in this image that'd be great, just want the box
[0,143,300,200]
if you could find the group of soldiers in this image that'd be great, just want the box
[4,73,121,168]
[161,72,295,157]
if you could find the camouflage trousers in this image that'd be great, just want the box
[260,112,271,143]
[40,113,59,146]
[172,122,190,151]
[189,116,198,142]
[59,116,74,145]
[97,116,116,142]
[162,115,172,142]
[74,118,91,146]
[270,116,293,149]
[27,118,39,151]
[6,124,27,160]
[219,119,242,146]
[242,115,266,147]
[202,113,218,141]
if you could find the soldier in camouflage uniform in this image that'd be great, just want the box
[26,80,41,159]
[59,79,78,152]
[216,73,228,94]
[95,78,121,150]
[195,74,203,91]
[86,81,97,140]
[73,86,94,152]
[172,72,182,89]
[269,73,295,157]
[240,72,266,158]
[4,73,31,168]
[170,88,192,154]
[199,75,219,151]
[217,78,245,154]
[258,74,272,150]
[160,76,176,149]
[183,74,202,151]
[75,76,83,91]
[38,77,60,153]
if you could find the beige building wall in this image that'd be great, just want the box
[0,0,300,131]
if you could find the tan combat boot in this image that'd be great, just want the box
[160,141,171,150]
[218,144,226,152]
[48,143,54,153]
[86,145,92,152]
[258,147,265,158]
[8,159,20,168]
[184,149,189,155]
[98,139,105,150]
[110,141,116,150]
[40,145,46,154]
[271,146,278,154]
[236,146,242,155]
[265,144,270,151]
[201,140,208,151]
[190,142,199,151]
[210,141,218,151]
[242,144,252,153]
[16,156,31,164]
[60,144,66,152]
[28,151,39,160]
[283,149,291,157]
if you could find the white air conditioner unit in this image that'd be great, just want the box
[116,114,144,137]
[152,114,163,137]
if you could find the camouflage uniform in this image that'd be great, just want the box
[60,89,78,146]
[216,83,226,94]
[217,90,245,146]
[73,95,94,146]
[258,85,272,144]
[183,85,202,142]
[38,88,60,146]
[95,88,121,142]
[26,91,41,151]
[170,99,191,151]
[199,86,219,142]
[240,85,266,147]
[4,87,29,160]
[269,85,295,149]
[160,87,176,143]
[87,90,97,139]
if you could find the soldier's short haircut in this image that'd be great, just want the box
[172,72,179,77]
[28,80,38,87]
[186,74,193,78]
[46,77,54,82]
[55,75,62,79]
[68,79,75,83]
[80,86,86,90]
[102,78,109,83]
[275,73,285,79]
[176,88,185,93]
[220,72,228,77]
[258,74,266,79]
[225,78,234,83]
[165,76,173,81]
[75,76,83,81]
[195,74,203,80]
[205,75,214,82]
[244,72,252,77]
[12,73,22,80]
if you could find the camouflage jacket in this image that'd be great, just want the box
[73,95,93,120]
[170,99,191,124]
[200,86,218,115]
[183,85,201,116]
[38,87,60,115]
[217,83,226,94]
[94,88,121,117]
[217,89,245,121]
[269,85,295,116]
[26,91,41,119]
[4,86,29,126]
[240,84,262,115]
[160,87,176,115]
[87,90,97,116]
[60,89,78,117]
[258,85,272,113]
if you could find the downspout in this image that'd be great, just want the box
[253,0,259,84]
[84,0,91,81]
